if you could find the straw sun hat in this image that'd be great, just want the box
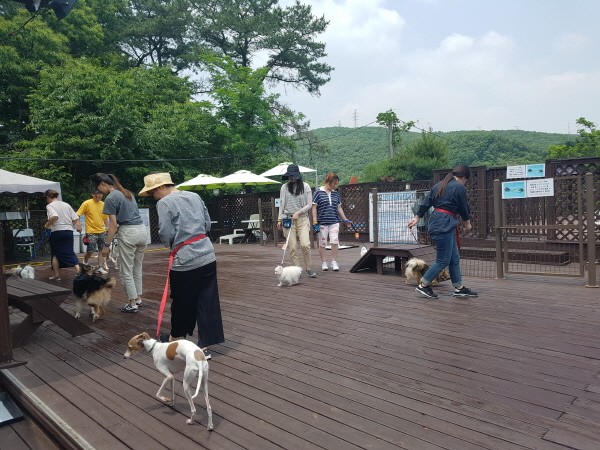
[139,172,174,196]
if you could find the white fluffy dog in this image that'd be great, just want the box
[275,265,302,287]
[11,264,35,279]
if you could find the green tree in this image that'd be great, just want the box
[112,0,195,71]
[361,131,449,182]
[191,0,332,95]
[18,61,196,202]
[548,117,600,158]
[209,57,290,171]
[0,9,71,149]
[376,110,415,157]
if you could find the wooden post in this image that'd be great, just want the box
[585,173,598,288]
[493,179,504,279]
[0,230,26,368]
[0,231,13,364]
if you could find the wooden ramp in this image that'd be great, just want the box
[350,244,437,275]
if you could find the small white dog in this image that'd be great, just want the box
[11,264,35,279]
[275,265,302,287]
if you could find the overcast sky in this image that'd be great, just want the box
[274,0,600,134]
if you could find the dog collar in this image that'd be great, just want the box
[149,341,157,353]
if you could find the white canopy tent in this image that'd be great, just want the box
[0,169,62,227]
[0,169,61,196]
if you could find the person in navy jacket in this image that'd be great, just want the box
[407,165,478,299]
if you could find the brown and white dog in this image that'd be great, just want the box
[404,258,450,285]
[73,263,116,322]
[123,332,213,429]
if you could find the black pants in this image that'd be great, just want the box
[169,261,224,348]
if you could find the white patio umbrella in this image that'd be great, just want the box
[218,170,280,188]
[176,173,224,191]
[259,162,316,178]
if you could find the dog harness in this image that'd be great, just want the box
[156,234,207,337]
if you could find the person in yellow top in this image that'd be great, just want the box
[76,189,110,274]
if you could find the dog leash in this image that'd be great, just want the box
[280,225,293,266]
[156,234,206,338]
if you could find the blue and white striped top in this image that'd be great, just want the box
[312,187,342,225]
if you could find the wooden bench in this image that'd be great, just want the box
[7,277,93,348]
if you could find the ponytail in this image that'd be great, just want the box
[90,172,133,199]
[436,165,470,198]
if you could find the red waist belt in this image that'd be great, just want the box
[156,234,207,337]
[434,208,458,218]
[433,208,461,248]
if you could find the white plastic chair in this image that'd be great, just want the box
[12,228,35,259]
[218,228,245,245]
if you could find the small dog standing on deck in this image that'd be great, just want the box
[73,263,116,322]
[404,258,450,286]
[123,332,213,430]
[275,265,302,287]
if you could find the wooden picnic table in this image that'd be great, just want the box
[7,277,93,348]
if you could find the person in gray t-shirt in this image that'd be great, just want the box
[139,172,224,358]
[91,172,148,313]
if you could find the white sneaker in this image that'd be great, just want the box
[95,267,108,275]
[321,261,328,271]
[332,261,340,271]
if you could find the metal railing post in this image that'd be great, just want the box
[371,188,379,247]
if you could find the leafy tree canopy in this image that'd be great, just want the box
[548,117,600,159]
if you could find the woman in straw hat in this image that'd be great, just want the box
[139,172,224,358]
[91,173,148,313]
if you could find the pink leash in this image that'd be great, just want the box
[156,234,206,338]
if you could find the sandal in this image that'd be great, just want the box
[48,276,61,281]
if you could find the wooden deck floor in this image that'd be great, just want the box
[2,243,600,450]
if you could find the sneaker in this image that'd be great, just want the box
[158,333,170,343]
[121,303,138,313]
[202,348,212,360]
[95,267,108,275]
[415,284,439,299]
[331,261,340,271]
[453,286,478,297]
[321,262,328,271]
[135,298,143,307]
[306,269,317,278]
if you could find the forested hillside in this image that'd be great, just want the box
[294,127,573,183]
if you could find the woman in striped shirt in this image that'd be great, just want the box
[311,173,350,272]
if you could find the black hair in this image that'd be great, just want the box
[286,178,305,196]
[90,172,133,199]
[436,165,470,198]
